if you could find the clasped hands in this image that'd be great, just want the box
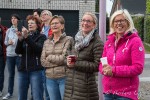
[102,64,113,76]
[16,26,29,40]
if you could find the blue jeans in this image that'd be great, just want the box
[0,56,5,92]
[6,56,20,95]
[46,77,66,100]
[18,70,43,100]
[104,94,131,100]
[42,70,50,100]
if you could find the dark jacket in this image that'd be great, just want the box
[0,24,7,60]
[15,30,46,72]
[64,30,104,100]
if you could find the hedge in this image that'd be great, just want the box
[132,16,144,41]
[145,15,150,43]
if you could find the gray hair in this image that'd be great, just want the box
[109,9,135,34]
[41,10,52,17]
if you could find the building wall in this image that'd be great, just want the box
[0,0,95,26]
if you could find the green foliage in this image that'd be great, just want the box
[145,16,150,43]
[146,0,150,14]
[132,16,144,41]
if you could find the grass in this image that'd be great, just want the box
[143,43,150,54]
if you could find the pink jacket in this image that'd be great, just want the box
[99,31,145,100]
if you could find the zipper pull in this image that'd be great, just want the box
[36,57,38,65]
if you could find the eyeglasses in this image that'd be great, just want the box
[114,19,127,24]
[50,22,60,26]
[81,19,93,24]
[28,22,36,25]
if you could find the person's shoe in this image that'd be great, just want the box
[2,93,12,100]
[0,91,2,97]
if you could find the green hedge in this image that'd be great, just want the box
[132,16,144,41]
[145,16,150,43]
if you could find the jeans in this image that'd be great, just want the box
[18,70,43,100]
[104,94,131,100]
[42,70,50,100]
[46,77,66,100]
[0,56,5,92]
[6,56,20,95]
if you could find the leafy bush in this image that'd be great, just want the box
[145,16,150,43]
[132,16,144,41]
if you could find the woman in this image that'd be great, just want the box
[15,15,46,100]
[99,9,145,100]
[64,12,103,100]
[41,15,73,100]
[3,14,20,99]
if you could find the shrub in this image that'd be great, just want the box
[132,16,144,41]
[145,16,150,43]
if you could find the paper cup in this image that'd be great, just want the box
[100,57,108,65]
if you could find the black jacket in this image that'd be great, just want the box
[15,30,46,72]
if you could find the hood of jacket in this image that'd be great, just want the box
[107,31,139,43]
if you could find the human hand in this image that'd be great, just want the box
[16,31,23,40]
[8,39,14,45]
[22,26,28,38]
[102,64,113,76]
[67,55,76,67]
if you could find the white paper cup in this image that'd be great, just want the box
[100,57,108,65]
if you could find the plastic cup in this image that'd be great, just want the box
[68,55,76,64]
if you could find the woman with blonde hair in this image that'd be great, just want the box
[64,12,103,100]
[99,9,145,100]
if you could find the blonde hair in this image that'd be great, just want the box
[109,9,135,34]
[50,15,65,33]
[82,12,97,28]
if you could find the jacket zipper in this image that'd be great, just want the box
[26,43,28,71]
[36,57,38,65]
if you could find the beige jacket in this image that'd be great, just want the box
[41,33,73,78]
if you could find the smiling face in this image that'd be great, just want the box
[81,14,96,34]
[50,18,64,34]
[113,14,129,35]
[28,20,37,31]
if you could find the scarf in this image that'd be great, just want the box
[75,29,95,51]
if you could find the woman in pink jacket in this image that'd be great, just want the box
[99,9,145,100]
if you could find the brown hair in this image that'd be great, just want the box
[26,15,42,32]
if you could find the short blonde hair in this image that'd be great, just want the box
[50,15,65,33]
[82,12,97,28]
[109,9,135,34]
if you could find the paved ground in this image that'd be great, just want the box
[138,55,150,100]
[1,54,150,100]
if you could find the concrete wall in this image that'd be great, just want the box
[0,0,96,26]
